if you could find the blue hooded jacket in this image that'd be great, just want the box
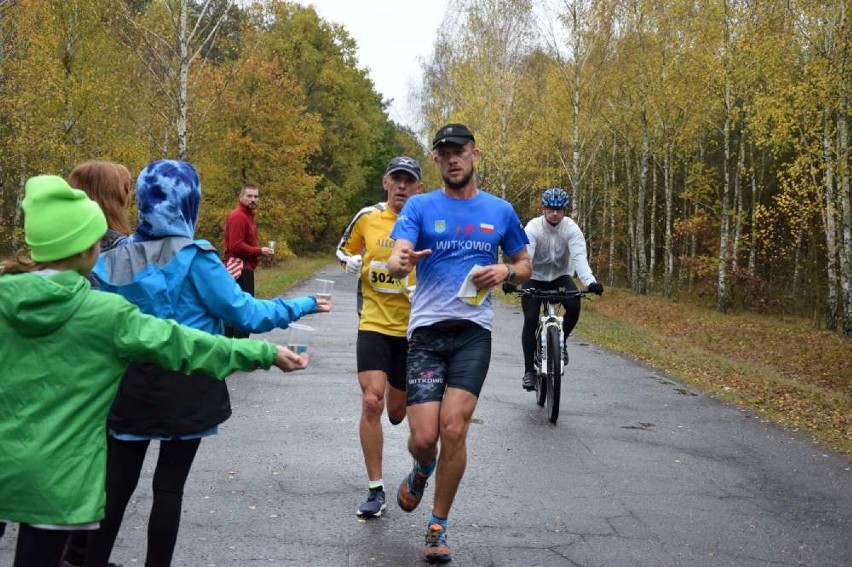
[91,160,316,436]
[93,160,316,335]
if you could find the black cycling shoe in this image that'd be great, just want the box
[522,371,536,391]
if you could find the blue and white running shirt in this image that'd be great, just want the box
[391,189,528,335]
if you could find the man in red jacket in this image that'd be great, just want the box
[224,185,274,337]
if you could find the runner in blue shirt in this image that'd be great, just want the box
[388,123,531,564]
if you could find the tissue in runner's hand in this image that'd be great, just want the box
[456,264,491,306]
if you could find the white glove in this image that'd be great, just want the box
[345,254,363,276]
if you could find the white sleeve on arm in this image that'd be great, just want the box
[567,224,595,286]
[336,207,370,263]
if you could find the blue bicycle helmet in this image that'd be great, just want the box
[541,187,570,208]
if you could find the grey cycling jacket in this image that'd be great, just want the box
[525,215,597,286]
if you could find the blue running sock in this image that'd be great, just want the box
[416,457,437,477]
[429,514,448,530]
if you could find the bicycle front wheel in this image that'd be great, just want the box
[535,365,547,407]
[545,325,561,423]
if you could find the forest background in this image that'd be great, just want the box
[1,0,850,334]
[0,0,849,446]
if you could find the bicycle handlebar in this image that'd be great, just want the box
[509,287,590,301]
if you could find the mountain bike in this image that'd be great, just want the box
[512,287,589,424]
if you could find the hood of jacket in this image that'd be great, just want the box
[0,270,89,337]
[133,160,200,242]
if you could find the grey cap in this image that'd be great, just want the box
[385,156,422,180]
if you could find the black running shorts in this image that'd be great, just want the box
[356,330,408,391]
[405,320,492,405]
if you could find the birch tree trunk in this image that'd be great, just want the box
[717,3,732,314]
[822,109,839,331]
[747,144,758,274]
[634,112,649,295]
[570,2,581,207]
[837,0,852,336]
[649,155,657,288]
[838,87,851,336]
[663,148,674,298]
[689,201,698,292]
[626,144,637,288]
[598,155,609,261]
[633,7,649,295]
[732,134,745,273]
[609,134,617,285]
[177,0,189,160]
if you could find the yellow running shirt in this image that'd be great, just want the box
[336,202,415,337]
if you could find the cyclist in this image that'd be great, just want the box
[509,187,603,391]
[336,156,423,518]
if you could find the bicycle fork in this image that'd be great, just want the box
[538,312,565,371]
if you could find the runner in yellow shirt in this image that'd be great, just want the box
[336,156,423,517]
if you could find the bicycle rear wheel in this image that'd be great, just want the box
[545,325,561,423]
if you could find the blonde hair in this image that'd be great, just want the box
[68,161,133,235]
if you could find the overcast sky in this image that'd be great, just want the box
[302,0,449,132]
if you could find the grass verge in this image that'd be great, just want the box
[253,253,336,299]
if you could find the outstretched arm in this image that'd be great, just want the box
[388,238,432,278]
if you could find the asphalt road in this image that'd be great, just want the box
[2,266,850,566]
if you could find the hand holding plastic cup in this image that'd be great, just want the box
[268,240,276,250]
[285,323,313,355]
[315,279,334,301]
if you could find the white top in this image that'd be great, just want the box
[525,215,597,286]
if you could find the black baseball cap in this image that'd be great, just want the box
[385,156,422,180]
[432,123,475,149]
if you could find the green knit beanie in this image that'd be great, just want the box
[23,175,107,262]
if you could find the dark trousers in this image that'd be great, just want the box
[521,275,581,373]
[225,268,255,338]
[13,523,71,567]
[63,529,89,565]
[84,436,201,567]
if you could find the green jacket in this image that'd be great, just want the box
[0,270,276,525]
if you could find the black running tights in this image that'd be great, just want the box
[84,436,201,567]
[521,275,581,373]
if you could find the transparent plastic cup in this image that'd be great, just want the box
[315,279,334,301]
[285,323,313,355]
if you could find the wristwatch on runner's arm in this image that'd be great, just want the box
[504,263,516,284]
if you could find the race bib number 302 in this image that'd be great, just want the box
[368,261,407,294]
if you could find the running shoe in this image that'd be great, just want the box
[397,465,429,512]
[522,371,536,391]
[356,486,387,517]
[423,523,452,563]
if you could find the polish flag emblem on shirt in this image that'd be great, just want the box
[480,223,494,233]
